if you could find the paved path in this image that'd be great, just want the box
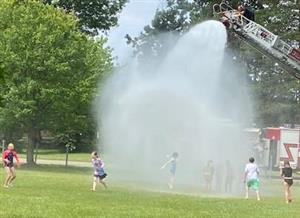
[20,158,91,167]
[20,159,300,180]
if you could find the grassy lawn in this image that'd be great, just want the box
[0,165,299,218]
[19,149,90,162]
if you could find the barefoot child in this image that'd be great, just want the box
[281,160,293,203]
[160,152,178,189]
[2,143,20,188]
[203,160,214,192]
[244,157,260,201]
[91,151,107,191]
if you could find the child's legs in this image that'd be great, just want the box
[245,184,249,198]
[99,179,107,189]
[287,186,291,200]
[284,182,291,201]
[170,174,175,184]
[168,174,175,189]
[253,180,261,200]
[4,167,13,186]
[283,182,289,201]
[255,189,260,200]
[8,167,16,184]
[92,176,98,190]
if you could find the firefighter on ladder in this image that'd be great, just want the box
[219,4,255,29]
[237,5,255,21]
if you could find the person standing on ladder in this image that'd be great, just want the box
[237,4,255,21]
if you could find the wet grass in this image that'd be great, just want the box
[0,165,299,218]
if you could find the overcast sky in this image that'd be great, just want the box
[107,0,165,64]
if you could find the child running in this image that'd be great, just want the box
[160,152,178,189]
[244,157,261,201]
[280,160,293,203]
[91,151,107,191]
[2,143,20,188]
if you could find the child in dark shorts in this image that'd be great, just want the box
[281,160,293,203]
[91,151,107,191]
[2,143,20,188]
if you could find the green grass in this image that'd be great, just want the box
[19,150,90,162]
[0,165,299,218]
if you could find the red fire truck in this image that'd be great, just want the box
[264,128,300,169]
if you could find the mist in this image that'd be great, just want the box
[97,21,253,195]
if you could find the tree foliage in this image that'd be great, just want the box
[245,0,300,126]
[0,0,112,163]
[43,0,127,35]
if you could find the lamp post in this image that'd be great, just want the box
[65,142,76,167]
[2,139,5,153]
[0,133,5,153]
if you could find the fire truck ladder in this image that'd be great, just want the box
[213,2,300,79]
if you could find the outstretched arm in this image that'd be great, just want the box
[160,158,172,169]
[13,152,20,167]
[280,168,283,178]
[2,151,8,164]
[244,172,247,183]
[244,166,248,182]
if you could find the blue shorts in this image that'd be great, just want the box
[170,166,176,175]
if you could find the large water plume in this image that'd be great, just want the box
[97,21,252,194]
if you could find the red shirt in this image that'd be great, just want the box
[2,149,19,166]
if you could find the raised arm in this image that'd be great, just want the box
[160,158,172,169]
[99,159,104,168]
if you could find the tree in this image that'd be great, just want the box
[43,0,127,35]
[245,0,300,126]
[0,0,112,164]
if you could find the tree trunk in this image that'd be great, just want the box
[27,137,34,165]
[34,130,41,163]
[27,127,39,165]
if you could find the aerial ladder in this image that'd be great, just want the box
[213,2,300,79]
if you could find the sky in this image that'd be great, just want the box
[107,0,165,65]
